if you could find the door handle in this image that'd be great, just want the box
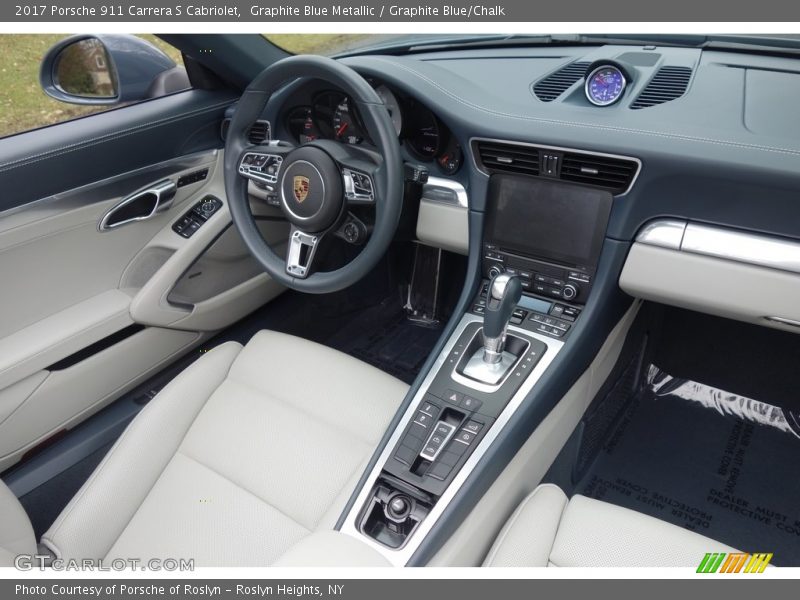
[99,179,177,231]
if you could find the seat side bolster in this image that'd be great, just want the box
[483,484,568,567]
[549,494,740,567]
[41,341,243,560]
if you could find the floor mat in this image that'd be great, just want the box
[576,364,800,566]
[324,297,442,384]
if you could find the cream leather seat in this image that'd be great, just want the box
[484,484,737,567]
[5,330,407,567]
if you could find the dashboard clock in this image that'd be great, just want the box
[585,64,628,106]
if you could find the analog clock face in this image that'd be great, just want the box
[585,65,627,106]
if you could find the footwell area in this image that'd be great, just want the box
[575,365,800,565]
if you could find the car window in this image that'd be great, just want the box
[0,34,186,139]
[264,34,384,56]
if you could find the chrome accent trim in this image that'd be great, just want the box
[637,219,800,276]
[98,179,177,232]
[681,223,800,275]
[339,313,564,566]
[342,168,374,203]
[0,150,218,229]
[635,219,687,250]
[584,64,628,107]
[765,316,800,329]
[452,330,530,393]
[238,152,284,186]
[420,177,468,208]
[419,421,457,462]
[469,137,642,196]
[285,227,319,278]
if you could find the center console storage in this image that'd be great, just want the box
[342,172,615,563]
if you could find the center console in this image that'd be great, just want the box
[340,174,613,564]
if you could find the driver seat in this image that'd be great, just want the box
[36,330,407,566]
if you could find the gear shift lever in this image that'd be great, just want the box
[482,273,522,364]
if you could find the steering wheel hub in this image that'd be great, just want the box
[279,146,343,232]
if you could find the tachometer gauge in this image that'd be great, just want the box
[332,97,364,145]
[374,84,402,136]
[287,106,319,144]
[585,64,627,106]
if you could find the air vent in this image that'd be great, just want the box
[475,141,539,177]
[247,120,271,144]
[560,152,639,193]
[219,118,271,144]
[533,61,591,102]
[630,66,693,109]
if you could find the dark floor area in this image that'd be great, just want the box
[549,305,800,566]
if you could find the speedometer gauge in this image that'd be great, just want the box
[585,65,627,106]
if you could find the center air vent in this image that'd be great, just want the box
[474,139,639,194]
[630,66,693,109]
[533,61,591,102]
[560,152,639,193]
[475,141,539,176]
[220,118,272,144]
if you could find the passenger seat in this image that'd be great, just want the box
[0,480,36,566]
[484,484,737,567]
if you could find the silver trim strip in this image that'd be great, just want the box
[635,219,687,250]
[339,313,564,566]
[765,316,800,329]
[469,137,642,196]
[421,177,468,208]
[636,219,800,276]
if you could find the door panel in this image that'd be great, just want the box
[0,89,288,471]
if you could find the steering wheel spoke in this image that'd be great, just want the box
[286,226,322,279]
[237,141,295,190]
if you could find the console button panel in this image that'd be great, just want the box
[172,195,223,238]
[386,391,495,496]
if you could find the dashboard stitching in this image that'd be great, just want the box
[0,100,234,173]
[375,58,800,158]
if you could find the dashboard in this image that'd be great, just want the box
[280,79,464,176]
[253,43,800,250]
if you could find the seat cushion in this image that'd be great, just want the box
[42,331,407,566]
[484,484,738,567]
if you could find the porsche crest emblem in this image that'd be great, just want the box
[293,176,310,203]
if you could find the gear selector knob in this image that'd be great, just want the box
[482,273,522,364]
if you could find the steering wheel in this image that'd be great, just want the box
[224,55,404,294]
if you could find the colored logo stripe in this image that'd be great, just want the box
[697,552,773,573]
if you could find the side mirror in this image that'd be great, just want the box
[39,34,188,106]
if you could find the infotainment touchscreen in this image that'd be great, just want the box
[485,174,613,269]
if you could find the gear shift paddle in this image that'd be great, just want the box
[482,273,522,364]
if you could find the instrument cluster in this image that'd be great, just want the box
[285,80,463,175]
